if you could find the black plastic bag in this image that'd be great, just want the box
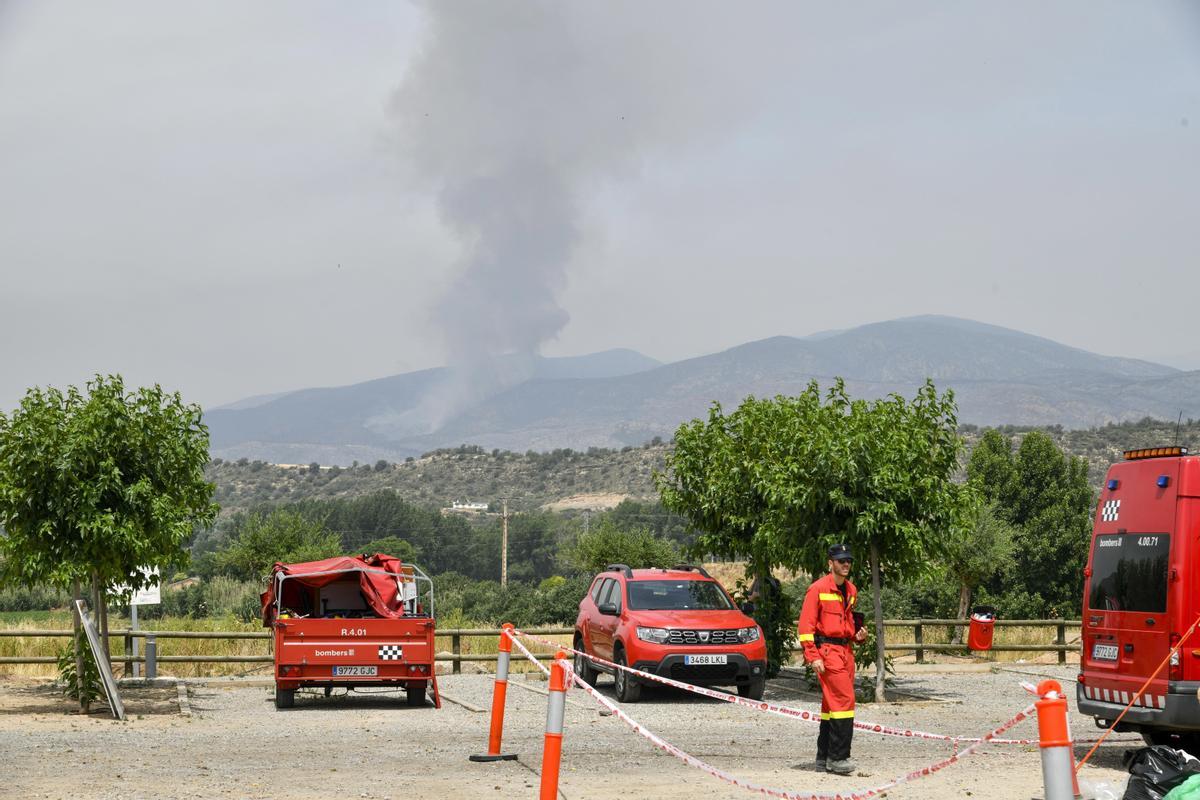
[1122,746,1200,800]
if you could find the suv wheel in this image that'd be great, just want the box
[613,646,641,703]
[573,636,598,686]
[738,677,766,701]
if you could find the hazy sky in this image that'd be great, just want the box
[2,1,1198,413]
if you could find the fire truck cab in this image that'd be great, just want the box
[1078,446,1200,747]
[261,554,441,710]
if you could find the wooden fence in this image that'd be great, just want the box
[0,620,1080,672]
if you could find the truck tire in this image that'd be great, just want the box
[738,677,766,701]
[275,687,295,709]
[613,647,641,703]
[406,684,427,707]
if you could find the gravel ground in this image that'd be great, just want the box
[0,665,1136,799]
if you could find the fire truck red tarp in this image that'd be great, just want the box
[260,553,414,625]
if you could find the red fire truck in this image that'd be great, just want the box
[1078,446,1200,748]
[261,554,441,710]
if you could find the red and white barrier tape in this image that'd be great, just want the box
[511,629,1038,745]
[508,631,553,679]
[559,655,1038,800]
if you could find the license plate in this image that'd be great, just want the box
[684,654,728,665]
[333,665,378,676]
[1091,644,1119,662]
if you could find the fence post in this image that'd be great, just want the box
[1036,679,1080,800]
[1057,622,1066,665]
[453,633,461,675]
[145,635,157,680]
[539,652,569,800]
[915,622,924,664]
[123,633,133,678]
[469,623,518,762]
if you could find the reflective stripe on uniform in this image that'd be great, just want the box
[797,633,814,642]
[818,593,842,602]
[828,710,854,719]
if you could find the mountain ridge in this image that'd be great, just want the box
[206,316,1200,464]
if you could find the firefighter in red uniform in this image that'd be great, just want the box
[797,543,867,775]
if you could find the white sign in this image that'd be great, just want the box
[116,567,161,606]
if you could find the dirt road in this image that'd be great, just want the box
[1,666,1133,799]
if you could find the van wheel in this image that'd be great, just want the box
[406,684,427,707]
[738,677,766,701]
[275,687,294,709]
[573,636,598,686]
[613,647,641,703]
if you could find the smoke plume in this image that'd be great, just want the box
[386,1,746,432]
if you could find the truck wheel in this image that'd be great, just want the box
[573,636,598,686]
[738,677,766,701]
[613,648,641,703]
[406,684,427,707]
[275,687,295,709]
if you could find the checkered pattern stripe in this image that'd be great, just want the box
[1083,684,1165,709]
[378,644,404,661]
[1101,499,1121,522]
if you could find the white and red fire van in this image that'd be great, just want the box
[1078,446,1200,747]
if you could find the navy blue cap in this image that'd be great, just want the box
[828,543,853,561]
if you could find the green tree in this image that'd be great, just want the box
[968,430,1093,616]
[567,520,678,576]
[943,501,1015,642]
[0,376,217,709]
[658,379,968,697]
[213,509,341,581]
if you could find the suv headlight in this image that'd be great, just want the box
[738,626,761,644]
[636,626,670,644]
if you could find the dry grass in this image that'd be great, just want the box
[0,614,270,680]
[882,623,1082,664]
[0,613,575,680]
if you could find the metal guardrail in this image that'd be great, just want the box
[0,621,1078,669]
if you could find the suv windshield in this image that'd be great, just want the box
[627,580,733,611]
[1089,533,1170,613]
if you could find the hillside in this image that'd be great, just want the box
[205,316,1200,466]
[207,418,1200,516]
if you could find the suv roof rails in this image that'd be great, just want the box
[670,563,711,578]
[605,563,634,579]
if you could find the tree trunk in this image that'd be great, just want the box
[98,580,111,663]
[72,577,89,713]
[953,583,971,645]
[869,540,886,703]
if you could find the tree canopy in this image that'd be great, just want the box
[0,375,217,593]
[967,429,1094,616]
[657,378,969,696]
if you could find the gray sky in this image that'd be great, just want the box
[2,1,1198,414]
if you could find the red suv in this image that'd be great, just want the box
[573,564,768,702]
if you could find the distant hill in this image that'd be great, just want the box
[206,316,1200,465]
[207,418,1200,516]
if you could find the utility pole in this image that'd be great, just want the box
[501,498,509,587]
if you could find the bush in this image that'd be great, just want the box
[58,633,103,708]
[568,522,677,576]
[0,583,69,612]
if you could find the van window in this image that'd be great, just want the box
[1089,533,1170,613]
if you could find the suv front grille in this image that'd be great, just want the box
[666,629,742,646]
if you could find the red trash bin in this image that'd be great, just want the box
[968,606,996,651]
